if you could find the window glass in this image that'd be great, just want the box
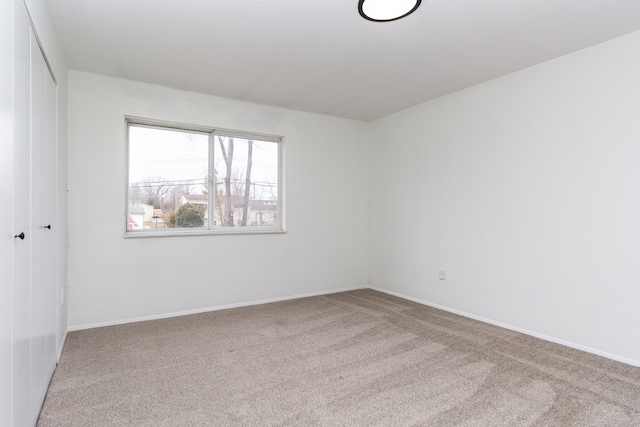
[213,136,279,228]
[126,119,283,236]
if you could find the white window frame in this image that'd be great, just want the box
[124,116,285,237]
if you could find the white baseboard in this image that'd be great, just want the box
[65,284,640,368]
[369,286,640,368]
[67,286,368,332]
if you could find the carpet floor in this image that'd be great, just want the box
[38,289,640,426]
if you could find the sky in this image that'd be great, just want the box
[128,125,279,197]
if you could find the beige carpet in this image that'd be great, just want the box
[38,289,640,426]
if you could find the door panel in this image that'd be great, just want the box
[12,1,33,425]
[30,29,49,425]
[44,59,58,378]
[1,0,14,423]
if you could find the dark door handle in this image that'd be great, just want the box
[44,225,51,229]
[14,232,25,240]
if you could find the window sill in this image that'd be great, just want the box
[123,227,286,238]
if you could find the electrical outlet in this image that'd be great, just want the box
[438,269,446,280]
[412,262,419,274]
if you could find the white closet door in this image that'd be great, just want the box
[44,54,58,378]
[29,29,50,425]
[12,0,33,425]
[1,0,15,423]
[10,1,59,424]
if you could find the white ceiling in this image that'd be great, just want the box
[48,0,640,122]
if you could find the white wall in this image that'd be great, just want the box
[66,29,640,365]
[368,30,640,365]
[67,71,369,328]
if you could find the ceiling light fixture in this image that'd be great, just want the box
[358,0,422,22]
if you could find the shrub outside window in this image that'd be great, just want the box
[125,117,283,236]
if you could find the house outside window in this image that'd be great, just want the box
[125,117,284,236]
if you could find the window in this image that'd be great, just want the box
[125,117,283,236]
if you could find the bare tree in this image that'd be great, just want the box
[128,183,143,205]
[165,184,190,214]
[240,140,253,226]
[139,177,170,209]
[214,137,258,227]
[217,136,235,226]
